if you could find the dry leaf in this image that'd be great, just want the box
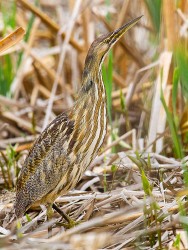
[0,27,25,55]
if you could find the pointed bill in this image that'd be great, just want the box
[107,15,143,45]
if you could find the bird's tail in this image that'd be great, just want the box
[14,190,32,218]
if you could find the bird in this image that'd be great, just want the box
[14,16,142,224]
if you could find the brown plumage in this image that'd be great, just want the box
[15,16,142,218]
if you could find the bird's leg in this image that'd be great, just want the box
[52,203,70,223]
[52,203,77,228]
[46,203,54,237]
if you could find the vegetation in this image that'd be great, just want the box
[0,0,188,249]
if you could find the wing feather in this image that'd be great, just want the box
[15,112,74,216]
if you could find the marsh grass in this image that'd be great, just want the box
[0,1,16,96]
[0,0,188,249]
[0,144,21,190]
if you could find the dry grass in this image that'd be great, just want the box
[1,152,187,249]
[0,0,188,249]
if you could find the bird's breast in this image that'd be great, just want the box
[53,100,107,197]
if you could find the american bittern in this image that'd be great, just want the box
[15,16,142,223]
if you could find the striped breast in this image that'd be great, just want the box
[49,78,107,198]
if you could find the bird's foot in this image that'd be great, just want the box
[56,217,80,229]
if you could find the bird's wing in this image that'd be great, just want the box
[16,112,74,197]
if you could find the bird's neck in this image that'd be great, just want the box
[77,44,109,104]
[79,67,105,101]
[69,67,106,120]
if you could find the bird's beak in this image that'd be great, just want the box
[107,15,143,45]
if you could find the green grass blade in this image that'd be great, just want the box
[141,169,151,195]
[175,47,188,101]
[178,199,188,236]
[0,1,17,96]
[0,55,14,96]
[144,0,162,33]
[181,160,188,187]
[172,234,181,249]
[160,86,183,158]
[172,67,179,118]
[102,50,113,123]
[17,1,38,67]
[1,1,16,33]
[102,0,113,123]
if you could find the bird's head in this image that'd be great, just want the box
[84,15,142,73]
